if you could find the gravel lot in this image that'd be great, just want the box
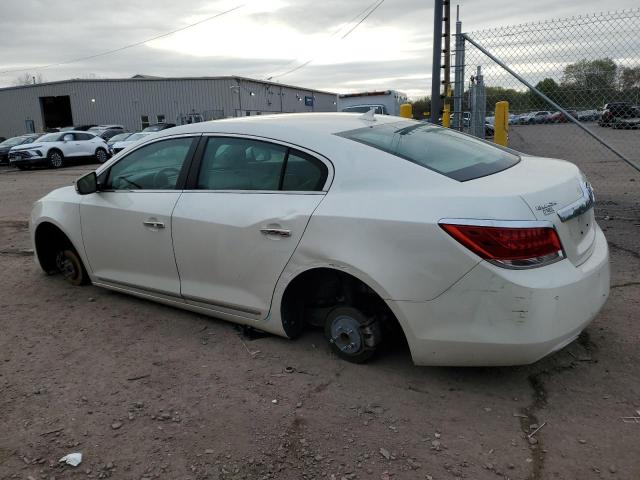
[1,126,639,480]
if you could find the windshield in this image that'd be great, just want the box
[37,133,63,142]
[0,136,29,147]
[109,133,132,143]
[126,133,149,142]
[336,120,520,182]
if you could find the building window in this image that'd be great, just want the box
[141,115,150,129]
[156,114,165,123]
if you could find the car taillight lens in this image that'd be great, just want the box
[440,222,565,269]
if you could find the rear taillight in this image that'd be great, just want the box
[440,220,565,269]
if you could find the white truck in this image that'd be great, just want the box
[337,90,408,116]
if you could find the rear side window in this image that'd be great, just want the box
[336,121,520,181]
[196,137,328,192]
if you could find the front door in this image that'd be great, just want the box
[172,136,331,318]
[80,135,198,296]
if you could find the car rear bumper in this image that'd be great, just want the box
[389,225,610,366]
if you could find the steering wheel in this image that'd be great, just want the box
[153,167,181,189]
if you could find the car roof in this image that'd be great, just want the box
[151,113,405,146]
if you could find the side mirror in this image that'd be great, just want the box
[75,172,98,195]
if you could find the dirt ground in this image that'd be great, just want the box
[1,126,639,480]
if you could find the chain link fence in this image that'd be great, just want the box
[457,9,640,175]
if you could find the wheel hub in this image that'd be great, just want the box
[330,315,363,354]
[56,252,76,280]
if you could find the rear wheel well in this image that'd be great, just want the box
[280,267,406,345]
[34,222,76,274]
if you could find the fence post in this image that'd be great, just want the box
[470,66,486,139]
[453,6,465,131]
[430,0,443,124]
[494,101,509,146]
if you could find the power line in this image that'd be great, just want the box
[0,4,245,75]
[267,0,386,81]
[340,0,385,39]
[265,0,382,79]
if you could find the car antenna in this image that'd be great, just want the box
[360,108,377,122]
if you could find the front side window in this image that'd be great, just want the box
[196,137,328,192]
[76,133,93,141]
[336,120,520,182]
[106,137,194,190]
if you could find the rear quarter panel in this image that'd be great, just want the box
[273,140,538,304]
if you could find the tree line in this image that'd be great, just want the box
[411,58,640,118]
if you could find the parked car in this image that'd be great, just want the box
[0,134,42,164]
[30,113,609,366]
[106,132,133,149]
[598,102,637,127]
[88,125,126,140]
[143,122,176,132]
[519,111,553,124]
[110,132,153,154]
[577,110,600,122]
[611,116,640,129]
[9,131,109,169]
[549,110,578,123]
[449,112,470,127]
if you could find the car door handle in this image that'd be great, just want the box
[260,228,291,237]
[143,220,165,229]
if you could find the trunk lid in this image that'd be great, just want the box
[467,156,596,266]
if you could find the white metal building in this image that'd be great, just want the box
[0,75,338,137]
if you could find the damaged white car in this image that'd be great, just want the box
[30,113,610,366]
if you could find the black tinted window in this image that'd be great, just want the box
[282,149,327,191]
[196,139,328,191]
[76,133,93,141]
[336,121,520,182]
[198,138,287,190]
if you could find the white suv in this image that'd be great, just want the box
[9,131,109,169]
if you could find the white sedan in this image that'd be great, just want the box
[10,131,109,169]
[30,113,610,366]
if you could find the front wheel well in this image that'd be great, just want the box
[280,267,407,345]
[34,222,75,274]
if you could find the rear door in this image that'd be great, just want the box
[172,135,332,319]
[76,132,97,155]
[62,133,83,157]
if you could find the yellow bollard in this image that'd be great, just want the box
[399,103,413,119]
[442,103,450,128]
[494,101,509,147]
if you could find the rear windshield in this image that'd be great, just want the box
[336,120,520,181]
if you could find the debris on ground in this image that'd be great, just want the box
[59,452,82,466]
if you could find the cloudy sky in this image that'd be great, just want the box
[0,0,637,98]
